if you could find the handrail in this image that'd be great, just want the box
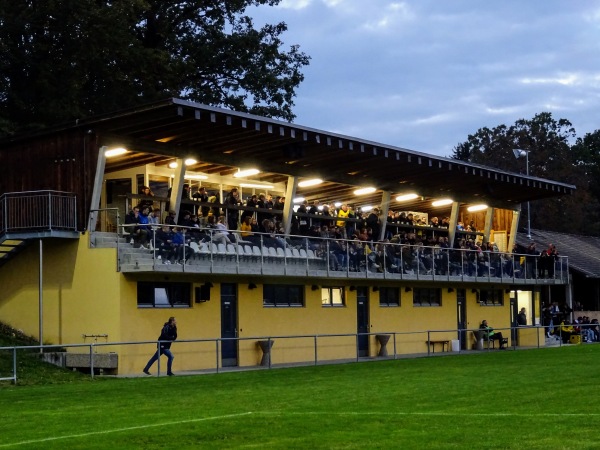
[0,190,77,236]
[111,220,569,282]
[0,325,568,384]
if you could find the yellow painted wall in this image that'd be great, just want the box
[466,290,511,349]
[0,238,526,375]
[369,288,459,356]
[238,284,357,366]
[0,237,121,349]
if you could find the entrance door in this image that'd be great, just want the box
[220,283,238,367]
[457,289,467,349]
[356,287,370,357]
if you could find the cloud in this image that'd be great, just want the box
[277,0,312,10]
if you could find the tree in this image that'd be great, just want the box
[0,0,310,136]
[452,113,598,235]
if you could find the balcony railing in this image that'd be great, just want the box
[108,222,569,284]
[0,191,77,237]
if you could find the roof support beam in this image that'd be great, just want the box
[282,176,298,235]
[88,146,107,232]
[170,158,186,223]
[379,191,392,241]
[482,207,494,245]
[508,207,521,252]
[448,201,460,248]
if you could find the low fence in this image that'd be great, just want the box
[0,325,584,384]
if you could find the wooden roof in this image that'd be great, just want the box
[8,98,576,212]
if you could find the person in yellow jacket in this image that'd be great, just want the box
[560,320,576,343]
[336,204,351,238]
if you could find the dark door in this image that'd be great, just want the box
[220,283,238,367]
[457,289,467,349]
[510,295,518,345]
[357,287,370,357]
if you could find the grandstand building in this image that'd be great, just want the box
[0,99,575,374]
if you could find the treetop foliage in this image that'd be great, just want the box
[452,112,600,235]
[0,0,310,136]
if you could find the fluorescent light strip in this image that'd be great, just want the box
[467,204,488,212]
[298,178,323,187]
[233,168,260,178]
[354,187,376,196]
[431,199,453,207]
[105,148,128,157]
[396,193,419,202]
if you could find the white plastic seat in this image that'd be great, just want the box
[292,248,301,258]
[299,248,308,258]
[277,247,286,258]
[253,246,262,257]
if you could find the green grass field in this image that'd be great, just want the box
[2,345,600,449]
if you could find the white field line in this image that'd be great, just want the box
[3,410,600,447]
[0,412,253,448]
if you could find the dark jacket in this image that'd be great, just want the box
[158,322,177,349]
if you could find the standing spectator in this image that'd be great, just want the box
[136,186,155,211]
[143,317,178,376]
[225,188,241,231]
[366,207,381,242]
[517,308,527,326]
[192,186,210,218]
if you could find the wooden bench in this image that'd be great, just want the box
[426,340,450,353]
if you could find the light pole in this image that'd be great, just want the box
[513,148,531,239]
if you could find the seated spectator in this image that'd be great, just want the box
[154,225,173,263]
[559,320,576,343]
[479,320,506,349]
[124,206,149,249]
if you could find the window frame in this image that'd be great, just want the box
[379,287,400,307]
[479,289,504,306]
[321,287,346,307]
[137,282,191,308]
[263,284,305,307]
[413,287,442,307]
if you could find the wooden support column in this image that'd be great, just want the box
[282,176,298,235]
[482,207,494,245]
[88,146,107,232]
[448,201,460,247]
[507,207,521,252]
[379,191,391,241]
[169,158,186,223]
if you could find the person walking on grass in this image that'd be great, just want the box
[143,317,178,376]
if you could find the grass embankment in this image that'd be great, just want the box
[0,322,90,386]
[1,344,600,449]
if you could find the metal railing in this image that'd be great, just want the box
[0,190,77,236]
[108,221,569,283]
[0,325,588,384]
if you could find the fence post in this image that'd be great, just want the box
[314,335,318,366]
[393,332,397,359]
[216,339,220,374]
[13,347,17,385]
[427,330,431,356]
[90,344,95,379]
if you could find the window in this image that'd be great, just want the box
[137,282,191,308]
[413,288,441,307]
[379,287,400,307]
[479,289,504,306]
[322,287,345,307]
[263,284,304,307]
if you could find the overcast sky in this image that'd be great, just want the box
[251,0,600,157]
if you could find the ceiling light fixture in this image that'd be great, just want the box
[431,198,453,207]
[467,204,488,212]
[334,202,342,208]
[233,168,260,178]
[105,147,128,157]
[185,158,197,166]
[361,205,373,212]
[396,193,419,202]
[298,178,323,187]
[293,197,305,203]
[354,187,376,196]
[168,162,178,169]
